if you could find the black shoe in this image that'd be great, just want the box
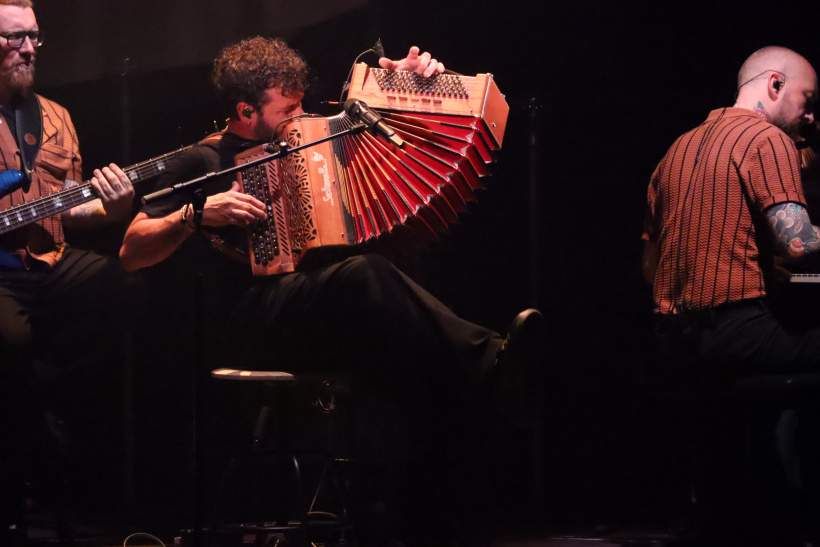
[492,308,546,427]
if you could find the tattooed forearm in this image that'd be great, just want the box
[62,198,106,228]
[66,199,106,217]
[767,202,820,259]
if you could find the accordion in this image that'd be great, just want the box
[234,63,509,275]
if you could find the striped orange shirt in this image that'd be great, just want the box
[0,95,83,264]
[643,107,804,313]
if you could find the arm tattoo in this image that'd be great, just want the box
[66,199,106,218]
[767,202,820,259]
[63,180,105,219]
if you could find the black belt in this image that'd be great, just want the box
[657,298,765,335]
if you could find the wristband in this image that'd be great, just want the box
[180,204,195,231]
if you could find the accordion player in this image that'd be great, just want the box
[232,64,509,276]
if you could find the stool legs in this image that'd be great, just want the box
[211,374,349,546]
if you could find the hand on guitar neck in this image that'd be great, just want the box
[63,163,134,228]
[0,145,194,269]
[0,145,194,238]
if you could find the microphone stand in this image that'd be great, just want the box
[142,123,367,208]
[141,122,367,547]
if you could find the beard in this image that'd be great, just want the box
[774,117,805,140]
[1,58,35,99]
[771,99,809,140]
[252,117,277,143]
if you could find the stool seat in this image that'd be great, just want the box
[211,368,295,382]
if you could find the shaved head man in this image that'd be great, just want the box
[642,46,819,542]
[735,46,817,138]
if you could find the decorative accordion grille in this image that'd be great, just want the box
[280,126,313,252]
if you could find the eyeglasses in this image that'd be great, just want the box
[0,30,43,50]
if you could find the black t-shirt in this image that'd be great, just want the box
[141,130,363,282]
[142,131,258,217]
[139,131,261,284]
[0,104,19,148]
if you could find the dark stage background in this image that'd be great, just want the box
[28,0,820,532]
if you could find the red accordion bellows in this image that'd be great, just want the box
[235,64,509,275]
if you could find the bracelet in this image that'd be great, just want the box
[179,204,194,231]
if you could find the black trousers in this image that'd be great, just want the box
[224,253,500,388]
[196,253,503,540]
[0,247,136,526]
[656,298,820,543]
[657,297,820,379]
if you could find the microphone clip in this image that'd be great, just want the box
[263,140,288,154]
[344,98,404,148]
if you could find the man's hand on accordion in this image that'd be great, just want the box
[379,46,445,78]
[203,180,268,227]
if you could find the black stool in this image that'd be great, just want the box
[731,373,820,492]
[730,373,820,542]
[666,373,820,545]
[209,368,351,547]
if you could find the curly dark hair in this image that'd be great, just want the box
[213,37,308,119]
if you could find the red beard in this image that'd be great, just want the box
[2,59,35,97]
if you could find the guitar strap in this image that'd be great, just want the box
[14,91,43,192]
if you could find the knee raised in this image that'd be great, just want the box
[339,253,395,279]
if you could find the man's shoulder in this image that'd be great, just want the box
[694,107,794,151]
[35,94,71,117]
[197,131,225,149]
[744,121,796,155]
[35,94,78,138]
[166,132,241,175]
[716,107,789,142]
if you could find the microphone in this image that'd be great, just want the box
[344,98,404,148]
[373,39,385,59]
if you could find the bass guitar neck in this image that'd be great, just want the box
[0,145,192,236]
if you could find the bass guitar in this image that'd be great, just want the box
[0,145,191,236]
[0,145,192,269]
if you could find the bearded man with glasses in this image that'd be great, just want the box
[0,0,140,542]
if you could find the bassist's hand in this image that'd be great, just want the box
[90,163,134,221]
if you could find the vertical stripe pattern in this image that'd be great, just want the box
[0,95,83,255]
[644,108,804,313]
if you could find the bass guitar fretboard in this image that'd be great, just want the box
[0,145,191,236]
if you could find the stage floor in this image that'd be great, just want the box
[21,515,683,547]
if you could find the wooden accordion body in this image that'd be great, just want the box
[234,64,509,275]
